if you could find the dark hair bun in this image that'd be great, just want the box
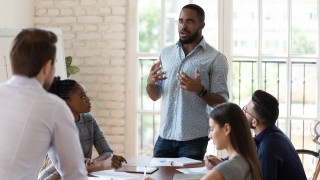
[48,76,61,94]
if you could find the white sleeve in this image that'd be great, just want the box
[52,103,88,180]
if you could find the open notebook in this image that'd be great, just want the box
[150,157,202,167]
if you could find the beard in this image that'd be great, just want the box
[179,29,201,44]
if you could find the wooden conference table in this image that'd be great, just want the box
[147,163,205,180]
[89,156,205,180]
[127,156,205,180]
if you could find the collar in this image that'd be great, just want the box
[176,37,207,51]
[7,75,43,90]
[254,124,279,145]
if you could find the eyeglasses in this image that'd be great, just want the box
[175,19,199,26]
[242,105,257,119]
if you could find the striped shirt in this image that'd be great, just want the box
[157,38,229,141]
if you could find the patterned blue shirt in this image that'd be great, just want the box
[157,38,229,141]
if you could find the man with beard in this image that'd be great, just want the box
[0,28,87,180]
[242,90,306,180]
[205,90,307,180]
[146,4,229,160]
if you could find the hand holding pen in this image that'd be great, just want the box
[205,155,222,170]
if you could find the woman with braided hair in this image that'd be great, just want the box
[38,77,126,180]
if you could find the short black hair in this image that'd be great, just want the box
[252,90,279,125]
[182,4,205,22]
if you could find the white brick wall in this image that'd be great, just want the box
[34,0,127,156]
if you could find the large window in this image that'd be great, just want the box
[136,1,319,176]
[233,0,318,144]
[231,0,319,176]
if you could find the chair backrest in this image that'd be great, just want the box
[296,149,320,180]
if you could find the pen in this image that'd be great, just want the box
[143,165,147,178]
[164,159,174,166]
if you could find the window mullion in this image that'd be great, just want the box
[160,0,165,48]
[286,0,292,138]
[257,0,262,90]
[317,0,320,121]
[221,0,233,100]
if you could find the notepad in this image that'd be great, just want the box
[150,157,202,166]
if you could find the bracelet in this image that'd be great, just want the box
[197,86,207,97]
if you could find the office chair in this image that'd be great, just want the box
[297,149,320,180]
[296,120,320,180]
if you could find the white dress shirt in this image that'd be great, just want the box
[0,76,88,180]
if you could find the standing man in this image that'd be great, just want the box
[0,28,88,180]
[147,4,229,160]
[242,90,306,180]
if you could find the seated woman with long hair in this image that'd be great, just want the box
[202,103,262,180]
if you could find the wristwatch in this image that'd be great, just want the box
[197,86,207,97]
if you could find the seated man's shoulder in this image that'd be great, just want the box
[33,93,70,115]
[260,133,297,155]
[263,132,290,145]
[44,92,67,105]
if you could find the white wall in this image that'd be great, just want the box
[0,0,33,28]
[0,0,132,156]
[34,0,129,156]
[0,28,67,82]
[0,0,34,83]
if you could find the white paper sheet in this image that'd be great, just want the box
[89,169,143,180]
[150,157,202,167]
[176,167,210,174]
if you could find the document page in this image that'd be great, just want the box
[150,157,202,166]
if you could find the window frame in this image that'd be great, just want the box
[127,0,320,156]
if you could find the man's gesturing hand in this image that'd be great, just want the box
[177,68,203,93]
[147,61,167,85]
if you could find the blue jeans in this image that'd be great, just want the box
[153,136,209,160]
